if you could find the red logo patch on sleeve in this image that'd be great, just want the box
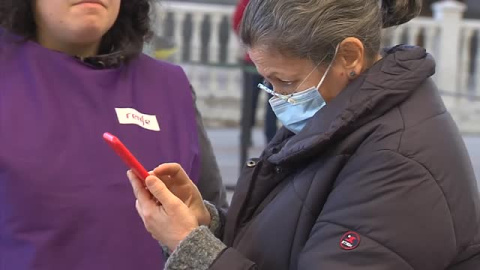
[340,231,361,250]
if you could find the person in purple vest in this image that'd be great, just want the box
[0,0,227,269]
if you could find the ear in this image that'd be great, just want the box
[337,37,366,79]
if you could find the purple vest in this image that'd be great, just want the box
[0,32,199,269]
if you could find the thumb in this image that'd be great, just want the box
[153,163,192,186]
[145,175,182,212]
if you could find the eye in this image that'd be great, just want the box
[262,78,294,95]
[279,79,294,85]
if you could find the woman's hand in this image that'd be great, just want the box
[152,163,211,227]
[128,170,197,251]
[127,163,211,251]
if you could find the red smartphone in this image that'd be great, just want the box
[103,132,150,181]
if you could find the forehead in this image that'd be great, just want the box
[248,46,315,77]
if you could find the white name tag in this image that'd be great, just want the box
[115,108,160,131]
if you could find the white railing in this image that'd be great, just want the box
[151,0,480,133]
[153,1,240,64]
[460,19,480,95]
[382,17,440,56]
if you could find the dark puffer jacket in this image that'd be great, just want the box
[166,46,480,270]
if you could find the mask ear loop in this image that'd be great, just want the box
[287,44,340,104]
[316,44,340,90]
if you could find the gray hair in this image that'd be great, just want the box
[240,0,422,65]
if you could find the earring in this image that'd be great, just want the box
[349,71,356,77]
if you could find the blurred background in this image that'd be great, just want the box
[144,0,480,200]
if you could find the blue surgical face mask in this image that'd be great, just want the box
[258,45,339,134]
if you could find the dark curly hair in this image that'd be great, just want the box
[0,0,155,61]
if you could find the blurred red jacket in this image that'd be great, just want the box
[232,0,252,63]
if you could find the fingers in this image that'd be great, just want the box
[145,175,182,214]
[128,170,143,198]
[127,170,151,204]
[153,163,192,185]
[158,175,175,190]
[135,200,146,224]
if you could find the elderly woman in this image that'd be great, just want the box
[130,0,480,269]
[0,0,227,269]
